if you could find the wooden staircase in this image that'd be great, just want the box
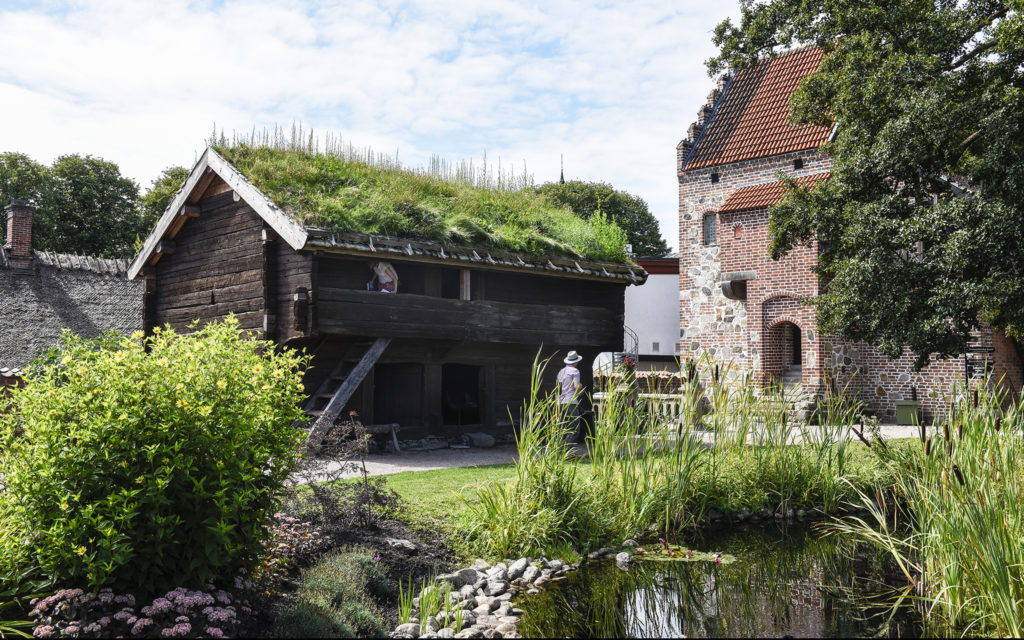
[304,337,391,453]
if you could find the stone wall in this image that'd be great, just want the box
[824,327,1022,421]
[677,148,1022,420]
[678,148,830,388]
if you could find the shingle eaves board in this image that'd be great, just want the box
[304,229,648,285]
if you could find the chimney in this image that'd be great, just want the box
[5,200,34,271]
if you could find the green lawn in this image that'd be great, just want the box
[383,463,516,515]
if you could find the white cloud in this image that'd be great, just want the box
[0,0,740,249]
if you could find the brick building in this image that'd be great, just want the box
[677,47,1022,421]
[1,201,143,390]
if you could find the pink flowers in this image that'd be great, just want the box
[30,585,247,639]
[659,538,668,549]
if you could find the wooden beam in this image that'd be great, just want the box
[305,337,391,452]
[186,168,217,205]
[317,288,622,347]
[460,269,471,301]
[155,240,176,256]
[181,205,201,218]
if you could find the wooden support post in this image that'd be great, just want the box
[483,365,496,427]
[424,363,443,434]
[460,269,471,301]
[305,338,391,453]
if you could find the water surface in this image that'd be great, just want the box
[518,522,924,638]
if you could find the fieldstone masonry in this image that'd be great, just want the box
[677,56,1023,421]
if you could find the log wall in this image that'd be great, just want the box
[153,192,266,333]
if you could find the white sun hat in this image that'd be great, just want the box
[563,351,583,364]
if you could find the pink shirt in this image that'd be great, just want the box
[557,365,581,405]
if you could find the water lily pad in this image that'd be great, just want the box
[633,543,734,565]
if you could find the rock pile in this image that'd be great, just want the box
[387,557,579,639]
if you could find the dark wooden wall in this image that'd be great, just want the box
[153,192,266,333]
[275,241,312,342]
[301,336,599,436]
[147,193,625,436]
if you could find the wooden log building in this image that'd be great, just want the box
[128,147,645,439]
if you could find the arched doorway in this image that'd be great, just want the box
[765,320,803,385]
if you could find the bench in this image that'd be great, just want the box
[363,423,402,452]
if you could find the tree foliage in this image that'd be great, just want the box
[139,166,189,229]
[710,0,1024,366]
[0,152,149,258]
[535,180,670,257]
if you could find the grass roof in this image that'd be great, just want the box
[214,145,629,263]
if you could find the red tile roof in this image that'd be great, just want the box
[718,173,830,213]
[685,47,832,170]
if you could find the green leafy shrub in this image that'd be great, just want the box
[274,549,387,639]
[0,317,309,598]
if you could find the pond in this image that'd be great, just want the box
[517,521,926,638]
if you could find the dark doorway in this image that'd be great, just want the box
[442,364,481,425]
[792,325,802,365]
[374,363,424,425]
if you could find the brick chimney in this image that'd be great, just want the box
[5,200,34,271]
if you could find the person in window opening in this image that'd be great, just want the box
[368,261,399,293]
[557,351,584,444]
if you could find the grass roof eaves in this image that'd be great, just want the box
[213,145,629,264]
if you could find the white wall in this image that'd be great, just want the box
[624,272,680,358]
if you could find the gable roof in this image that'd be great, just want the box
[129,147,644,284]
[684,47,832,170]
[718,172,830,213]
[128,147,308,280]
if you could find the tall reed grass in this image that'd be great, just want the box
[833,381,1024,637]
[465,353,878,559]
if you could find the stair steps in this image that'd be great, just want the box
[304,338,391,452]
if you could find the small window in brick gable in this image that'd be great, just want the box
[793,158,804,170]
[710,173,720,184]
[703,214,717,246]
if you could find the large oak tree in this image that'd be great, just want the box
[710,0,1024,367]
[535,180,670,258]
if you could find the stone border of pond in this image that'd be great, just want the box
[387,555,583,639]
[387,509,881,639]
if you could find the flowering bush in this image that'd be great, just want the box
[0,317,309,597]
[29,586,250,638]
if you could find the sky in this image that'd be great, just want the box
[0,0,741,252]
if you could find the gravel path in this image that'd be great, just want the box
[294,423,921,483]
[297,444,519,482]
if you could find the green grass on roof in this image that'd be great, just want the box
[214,145,629,263]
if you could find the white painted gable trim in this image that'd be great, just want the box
[127,147,307,280]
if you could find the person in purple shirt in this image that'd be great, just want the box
[556,351,583,443]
